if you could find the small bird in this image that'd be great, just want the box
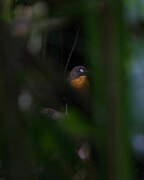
[68,65,89,93]
[65,65,91,115]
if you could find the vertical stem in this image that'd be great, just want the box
[83,0,133,180]
[2,0,11,21]
[0,21,37,180]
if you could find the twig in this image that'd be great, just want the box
[64,27,80,74]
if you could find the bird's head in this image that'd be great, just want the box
[69,65,88,80]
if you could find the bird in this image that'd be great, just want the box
[65,65,91,116]
[67,65,89,93]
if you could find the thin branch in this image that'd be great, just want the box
[64,27,80,74]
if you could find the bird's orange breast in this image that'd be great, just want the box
[70,75,89,90]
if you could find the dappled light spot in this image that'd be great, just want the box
[77,143,90,160]
[132,134,144,154]
[18,90,32,111]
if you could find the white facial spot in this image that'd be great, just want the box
[79,68,84,73]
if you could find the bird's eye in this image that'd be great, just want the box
[79,68,84,72]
